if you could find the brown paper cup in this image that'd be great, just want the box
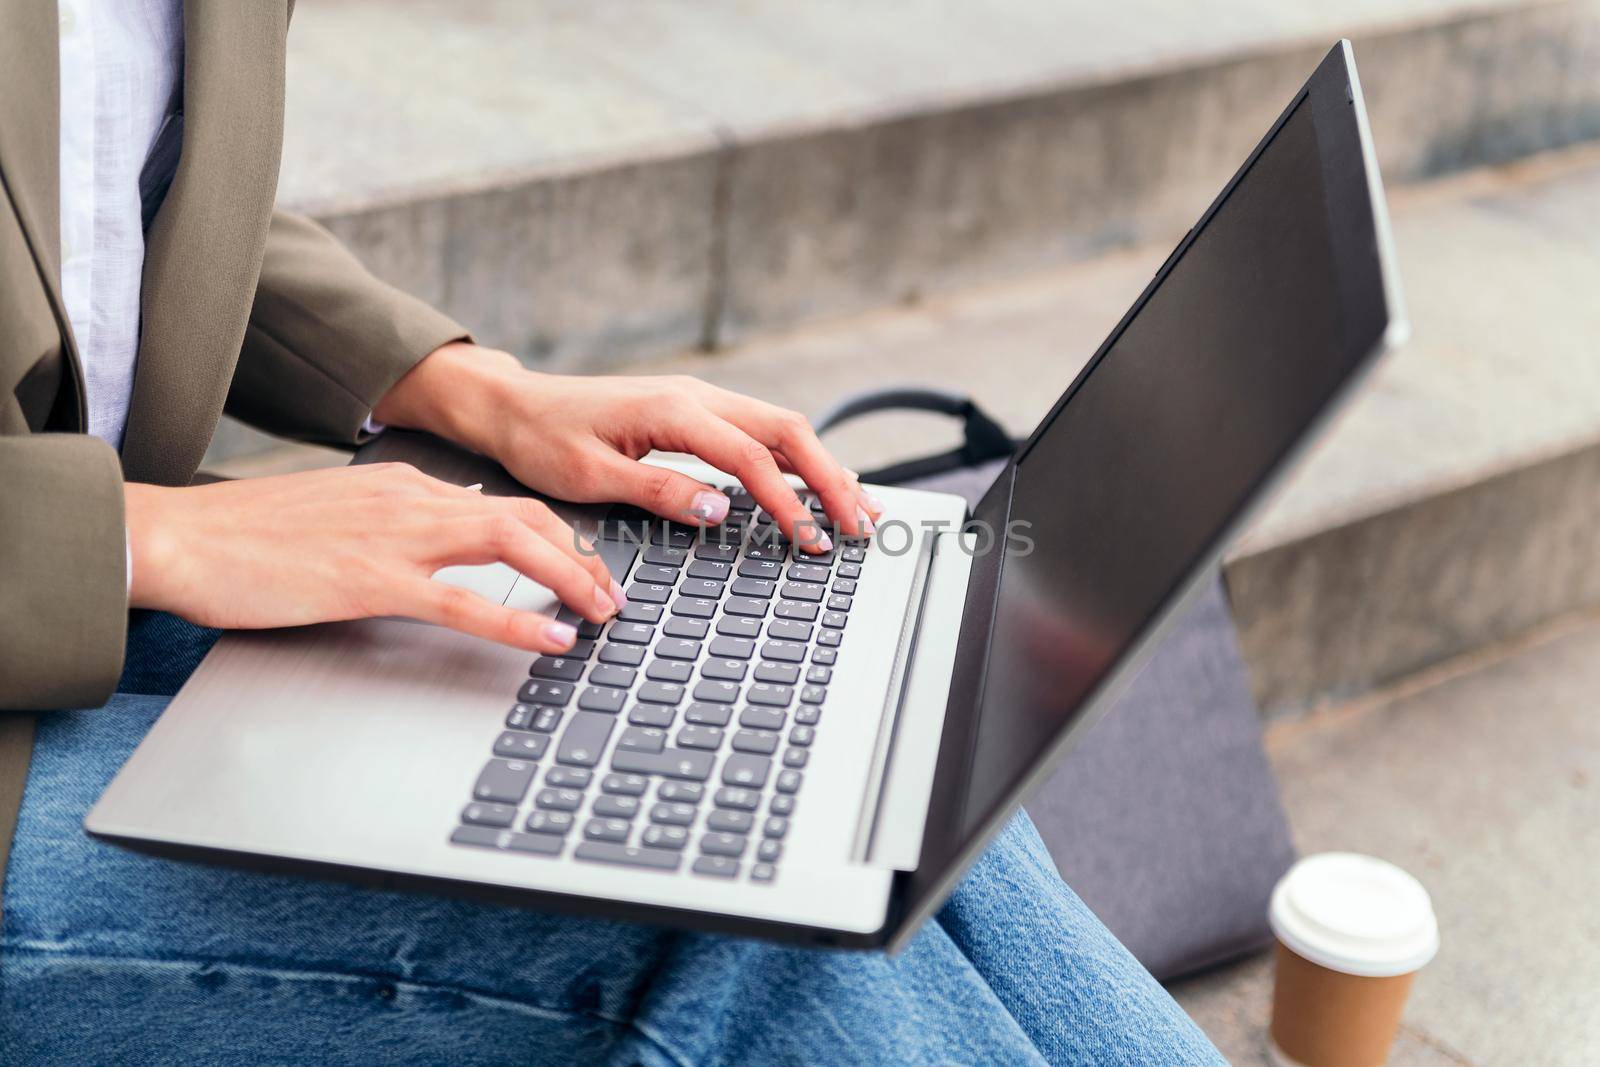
[1268,941,1416,1067]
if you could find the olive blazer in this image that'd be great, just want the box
[0,0,468,910]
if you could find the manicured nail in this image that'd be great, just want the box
[610,579,627,609]
[856,506,876,536]
[816,532,834,552]
[465,483,484,492]
[863,492,885,516]
[689,490,730,524]
[593,586,619,618]
[546,621,577,648]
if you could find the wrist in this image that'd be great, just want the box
[123,483,181,610]
[372,342,524,457]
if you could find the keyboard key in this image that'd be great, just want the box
[693,542,740,564]
[451,826,563,856]
[655,638,702,661]
[774,601,818,622]
[613,748,715,781]
[724,597,768,618]
[676,724,724,750]
[575,841,682,871]
[587,664,637,689]
[776,769,803,794]
[529,656,585,682]
[658,781,703,803]
[745,542,787,563]
[536,787,584,811]
[650,802,697,826]
[737,558,783,581]
[654,524,697,549]
[473,759,537,804]
[751,863,777,883]
[714,787,760,810]
[671,597,718,620]
[827,595,852,613]
[769,794,796,816]
[787,563,830,583]
[701,658,747,682]
[832,578,858,596]
[598,643,645,667]
[633,564,679,585]
[642,824,690,850]
[687,559,731,581]
[708,636,755,659]
[715,616,763,639]
[618,726,666,754]
[789,725,816,746]
[546,767,591,788]
[722,753,772,788]
[628,704,676,728]
[663,617,709,639]
[577,687,627,714]
[626,582,672,605]
[838,561,862,579]
[754,662,799,686]
[767,620,813,642]
[517,680,575,706]
[732,729,779,755]
[747,684,793,707]
[646,659,693,684]
[821,612,848,630]
[493,731,550,759]
[795,705,821,725]
[505,703,538,731]
[730,577,775,599]
[609,622,655,645]
[680,578,725,600]
[783,748,809,768]
[602,773,649,796]
[555,607,603,640]
[818,629,843,647]
[811,646,837,666]
[701,832,747,857]
[760,640,806,664]
[556,712,615,767]
[693,680,741,704]
[460,802,517,828]
[685,702,733,726]
[642,545,688,568]
[692,855,740,878]
[780,581,824,603]
[584,817,632,843]
[636,681,685,705]
[739,706,785,731]
[758,839,783,863]
[764,816,789,838]
[806,665,833,685]
[524,810,574,835]
[707,810,753,834]
[841,546,867,562]
[618,602,664,624]
[799,686,827,705]
[593,794,640,819]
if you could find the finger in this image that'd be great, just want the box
[657,412,828,552]
[779,452,882,532]
[494,495,624,604]
[702,395,865,537]
[439,514,622,624]
[400,579,580,653]
[580,448,733,528]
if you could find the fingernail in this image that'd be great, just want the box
[863,492,885,517]
[816,532,834,552]
[593,586,619,618]
[465,483,484,493]
[546,621,577,648]
[610,579,627,609]
[856,506,876,536]
[689,490,730,524]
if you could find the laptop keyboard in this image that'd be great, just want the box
[451,485,868,883]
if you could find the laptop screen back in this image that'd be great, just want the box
[941,74,1397,856]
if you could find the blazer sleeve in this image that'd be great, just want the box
[226,210,471,447]
[0,434,128,709]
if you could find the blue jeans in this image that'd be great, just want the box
[1,613,1222,1065]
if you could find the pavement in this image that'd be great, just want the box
[1171,610,1600,1065]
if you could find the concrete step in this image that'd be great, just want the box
[210,143,1600,720]
[1170,609,1600,1064]
[278,0,1600,374]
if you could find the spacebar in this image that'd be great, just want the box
[574,842,683,871]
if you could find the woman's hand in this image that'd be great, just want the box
[124,463,623,653]
[373,343,885,552]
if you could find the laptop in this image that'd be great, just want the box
[87,42,1406,951]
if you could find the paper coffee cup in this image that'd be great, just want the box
[1267,853,1439,1067]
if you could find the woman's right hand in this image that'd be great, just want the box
[123,462,623,653]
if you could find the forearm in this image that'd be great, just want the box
[370,341,525,458]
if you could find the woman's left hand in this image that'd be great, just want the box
[373,342,883,552]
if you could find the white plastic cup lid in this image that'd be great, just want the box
[1269,852,1439,978]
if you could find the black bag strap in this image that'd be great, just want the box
[811,387,1018,486]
